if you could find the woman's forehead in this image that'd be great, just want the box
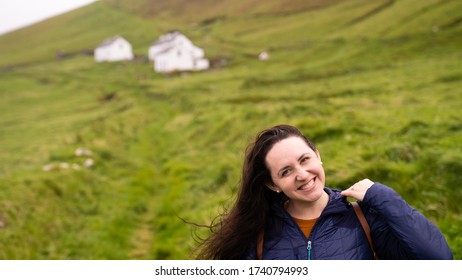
[266,137,313,165]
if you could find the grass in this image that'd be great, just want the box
[0,0,461,259]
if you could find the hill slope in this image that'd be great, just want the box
[0,0,461,259]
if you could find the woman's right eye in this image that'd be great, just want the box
[301,156,309,163]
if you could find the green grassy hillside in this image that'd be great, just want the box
[0,0,461,259]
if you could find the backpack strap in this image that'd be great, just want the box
[352,201,378,259]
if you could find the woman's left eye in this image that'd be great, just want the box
[301,157,309,163]
[281,168,293,177]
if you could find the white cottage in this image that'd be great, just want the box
[149,31,209,73]
[94,36,134,62]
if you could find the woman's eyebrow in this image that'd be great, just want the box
[297,153,309,162]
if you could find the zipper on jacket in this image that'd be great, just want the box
[307,241,312,260]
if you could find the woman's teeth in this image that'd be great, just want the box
[298,178,315,190]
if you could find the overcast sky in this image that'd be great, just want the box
[0,0,99,35]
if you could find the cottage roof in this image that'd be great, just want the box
[154,45,186,56]
[150,31,184,47]
[97,35,126,48]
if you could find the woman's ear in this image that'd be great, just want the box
[266,182,281,193]
[316,150,322,164]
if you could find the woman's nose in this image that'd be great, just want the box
[295,168,309,181]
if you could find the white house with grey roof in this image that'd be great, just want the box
[149,31,209,73]
[94,36,134,62]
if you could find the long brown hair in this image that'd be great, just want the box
[195,124,317,259]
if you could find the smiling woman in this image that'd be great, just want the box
[194,124,453,260]
[265,136,328,220]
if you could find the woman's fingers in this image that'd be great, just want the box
[341,179,374,201]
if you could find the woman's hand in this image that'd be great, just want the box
[341,179,375,201]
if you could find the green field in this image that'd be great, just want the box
[0,0,461,259]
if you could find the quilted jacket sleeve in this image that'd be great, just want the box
[363,183,453,259]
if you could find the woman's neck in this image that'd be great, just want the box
[286,191,329,220]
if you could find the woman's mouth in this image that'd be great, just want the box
[298,177,316,191]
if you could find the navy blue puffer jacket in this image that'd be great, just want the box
[246,183,453,260]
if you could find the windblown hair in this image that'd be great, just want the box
[195,124,317,259]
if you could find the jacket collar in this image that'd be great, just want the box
[321,188,352,216]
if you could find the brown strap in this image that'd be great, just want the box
[352,201,378,259]
[256,229,264,260]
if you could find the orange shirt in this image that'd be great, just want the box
[292,217,318,238]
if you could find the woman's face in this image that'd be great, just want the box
[265,136,326,204]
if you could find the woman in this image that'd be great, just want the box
[196,124,453,259]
